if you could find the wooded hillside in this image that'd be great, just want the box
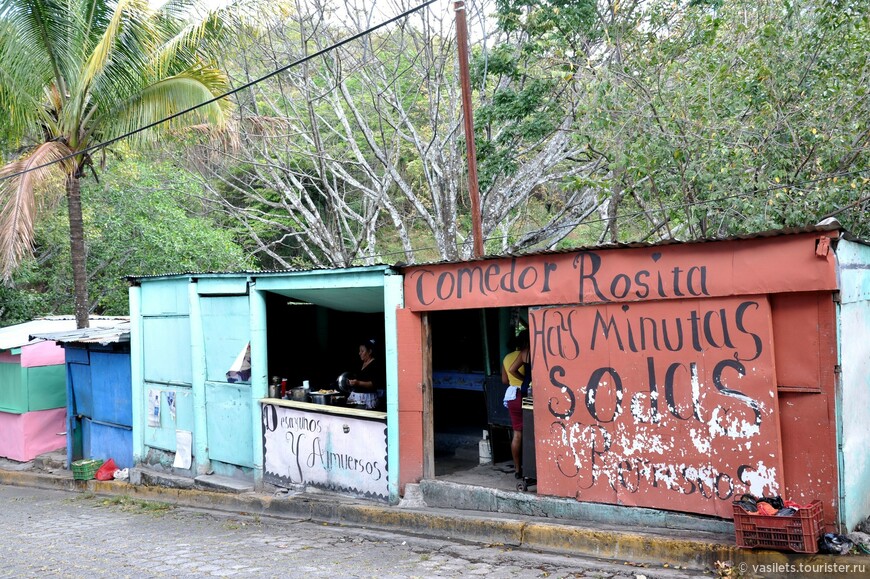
[1,0,867,325]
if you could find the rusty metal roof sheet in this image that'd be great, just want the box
[29,320,130,346]
[0,316,128,349]
[123,223,863,282]
[396,223,855,270]
[124,264,394,284]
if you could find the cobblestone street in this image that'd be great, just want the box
[0,485,699,579]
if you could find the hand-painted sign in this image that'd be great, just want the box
[403,234,836,311]
[530,296,783,518]
[262,404,388,500]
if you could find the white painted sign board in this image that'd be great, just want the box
[262,403,389,500]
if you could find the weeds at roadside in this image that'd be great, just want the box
[94,495,174,515]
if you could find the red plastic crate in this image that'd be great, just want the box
[733,500,823,553]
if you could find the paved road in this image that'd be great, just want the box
[0,485,700,579]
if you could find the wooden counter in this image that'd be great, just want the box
[261,397,386,419]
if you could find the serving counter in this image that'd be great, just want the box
[260,398,388,500]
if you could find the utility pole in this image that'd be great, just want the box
[454,0,484,258]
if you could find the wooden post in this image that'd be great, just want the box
[454,0,484,258]
[422,313,435,478]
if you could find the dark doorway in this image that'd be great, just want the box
[428,308,518,487]
[264,292,384,392]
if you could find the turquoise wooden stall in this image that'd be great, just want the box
[127,267,403,501]
[835,237,870,530]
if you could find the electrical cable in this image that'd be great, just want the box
[0,0,441,183]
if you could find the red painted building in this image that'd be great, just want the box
[395,228,861,529]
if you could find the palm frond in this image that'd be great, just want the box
[78,0,113,48]
[79,0,154,98]
[0,8,58,136]
[94,66,229,143]
[0,0,70,89]
[0,140,72,280]
[151,5,225,77]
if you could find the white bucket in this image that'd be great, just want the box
[479,438,492,465]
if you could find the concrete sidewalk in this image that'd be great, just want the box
[0,456,866,579]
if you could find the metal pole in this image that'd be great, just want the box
[454,0,484,258]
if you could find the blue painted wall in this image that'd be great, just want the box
[835,239,870,531]
[139,279,196,465]
[65,344,133,469]
[136,276,255,476]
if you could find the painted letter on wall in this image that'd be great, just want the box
[530,296,784,518]
[262,404,389,500]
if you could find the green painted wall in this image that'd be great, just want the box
[142,385,195,452]
[836,239,870,531]
[0,361,25,413]
[0,360,65,414]
[26,365,67,411]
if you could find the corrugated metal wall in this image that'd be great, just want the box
[835,239,870,531]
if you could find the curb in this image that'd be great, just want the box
[2,469,866,578]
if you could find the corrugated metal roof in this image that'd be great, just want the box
[396,223,855,270]
[124,264,394,284]
[123,223,864,282]
[29,319,130,346]
[0,316,128,350]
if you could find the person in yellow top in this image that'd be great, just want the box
[501,330,530,478]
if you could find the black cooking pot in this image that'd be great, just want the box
[309,390,343,405]
[331,395,347,407]
[287,387,308,402]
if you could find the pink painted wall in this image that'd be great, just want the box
[0,408,67,462]
[0,351,18,363]
[20,341,65,368]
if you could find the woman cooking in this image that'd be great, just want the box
[347,338,384,410]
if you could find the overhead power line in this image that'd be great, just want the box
[0,0,441,183]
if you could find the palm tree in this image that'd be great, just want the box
[0,0,229,327]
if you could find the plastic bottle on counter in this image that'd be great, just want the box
[280,378,288,398]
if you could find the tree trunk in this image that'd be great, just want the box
[66,173,90,329]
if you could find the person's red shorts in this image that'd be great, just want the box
[507,396,523,431]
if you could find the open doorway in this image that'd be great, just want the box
[427,307,526,491]
[263,292,386,401]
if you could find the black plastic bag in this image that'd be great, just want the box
[818,533,854,555]
[733,493,758,513]
[757,495,784,510]
[733,498,757,513]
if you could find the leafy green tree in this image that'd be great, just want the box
[0,259,50,327]
[583,0,870,239]
[0,151,252,326]
[0,0,229,327]
[491,0,869,241]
